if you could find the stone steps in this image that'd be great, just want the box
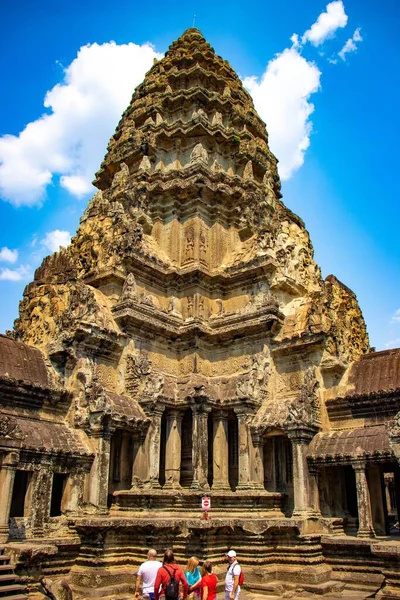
[0,548,28,600]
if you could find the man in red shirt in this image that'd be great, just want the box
[154,550,189,600]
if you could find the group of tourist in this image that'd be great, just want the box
[135,549,242,600]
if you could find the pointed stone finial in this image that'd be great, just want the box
[155,113,163,125]
[223,86,231,98]
[211,112,223,126]
[144,116,155,126]
[190,142,208,165]
[112,162,129,187]
[243,160,254,180]
[139,156,152,171]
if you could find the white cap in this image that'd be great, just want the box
[227,550,236,558]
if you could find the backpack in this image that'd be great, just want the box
[163,566,179,600]
[228,562,244,587]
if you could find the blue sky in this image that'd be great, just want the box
[0,0,399,350]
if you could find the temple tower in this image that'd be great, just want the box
[14,28,369,513]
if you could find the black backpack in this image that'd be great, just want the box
[163,566,179,600]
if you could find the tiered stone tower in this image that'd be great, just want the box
[7,28,396,599]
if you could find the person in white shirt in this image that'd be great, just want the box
[135,549,163,600]
[224,550,241,600]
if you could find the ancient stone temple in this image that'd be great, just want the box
[1,27,400,600]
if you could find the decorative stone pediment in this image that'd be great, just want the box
[286,366,320,430]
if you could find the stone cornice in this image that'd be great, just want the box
[112,298,283,342]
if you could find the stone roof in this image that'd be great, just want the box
[347,348,400,397]
[0,414,92,456]
[307,425,393,464]
[107,392,148,425]
[0,334,49,388]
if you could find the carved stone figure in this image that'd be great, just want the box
[184,232,194,261]
[199,231,207,262]
[186,296,194,318]
[211,298,224,319]
[121,273,138,301]
[198,297,205,318]
[168,296,182,318]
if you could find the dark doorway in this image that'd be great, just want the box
[10,470,30,517]
[50,473,67,517]
[180,408,193,487]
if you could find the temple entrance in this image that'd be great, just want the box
[10,470,31,518]
[264,435,293,514]
[180,408,193,487]
[319,466,357,530]
[109,429,134,497]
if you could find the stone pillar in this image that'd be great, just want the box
[86,430,112,512]
[61,471,86,514]
[250,431,265,490]
[27,469,53,537]
[288,428,314,517]
[212,410,230,490]
[369,464,386,535]
[352,460,375,538]
[131,431,149,488]
[191,406,210,489]
[235,410,252,489]
[164,410,183,488]
[0,451,19,543]
[308,464,321,516]
[147,406,164,488]
[393,469,400,532]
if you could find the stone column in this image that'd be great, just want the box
[131,431,149,488]
[394,469,400,529]
[250,431,265,490]
[352,460,375,538]
[235,410,252,489]
[191,406,210,489]
[212,410,230,491]
[164,409,183,488]
[146,406,164,488]
[27,469,53,537]
[308,464,321,516]
[0,451,19,543]
[288,428,314,517]
[368,465,386,535]
[86,430,112,513]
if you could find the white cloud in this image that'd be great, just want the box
[391,309,400,323]
[244,47,321,180]
[0,247,18,263]
[0,41,162,207]
[302,1,348,46]
[0,265,31,282]
[385,338,400,350]
[339,28,363,61]
[41,229,72,252]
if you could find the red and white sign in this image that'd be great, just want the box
[201,496,211,511]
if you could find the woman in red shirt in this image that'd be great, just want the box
[200,561,217,600]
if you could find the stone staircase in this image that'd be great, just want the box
[0,547,28,599]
